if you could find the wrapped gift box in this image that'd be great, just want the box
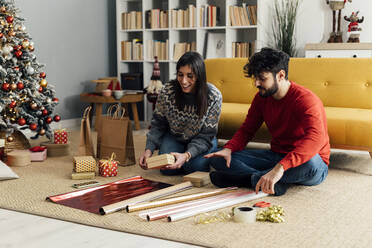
[54,129,68,144]
[29,146,47,162]
[7,150,31,167]
[73,156,96,173]
[98,158,118,177]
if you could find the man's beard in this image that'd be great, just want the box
[257,78,279,98]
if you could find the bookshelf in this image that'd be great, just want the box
[116,0,261,122]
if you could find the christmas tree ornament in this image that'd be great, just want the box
[22,39,30,48]
[39,79,48,88]
[8,29,15,36]
[6,16,13,24]
[28,45,34,52]
[52,97,59,103]
[39,129,46,136]
[38,86,43,93]
[6,136,14,142]
[40,72,46,78]
[9,101,16,108]
[0,6,6,12]
[14,66,19,71]
[0,33,3,38]
[1,83,10,91]
[26,66,34,75]
[29,123,37,130]
[30,102,38,110]
[17,82,24,90]
[10,83,17,91]
[42,109,48,116]
[2,44,13,55]
[46,116,52,124]
[17,118,26,126]
[46,98,52,104]
[14,50,22,58]
[19,25,26,32]
[53,115,61,122]
[13,45,22,50]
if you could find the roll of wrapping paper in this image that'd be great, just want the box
[127,187,237,213]
[145,191,246,221]
[167,191,268,222]
[99,181,193,215]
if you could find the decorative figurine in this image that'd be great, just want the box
[344,11,364,43]
[326,0,352,43]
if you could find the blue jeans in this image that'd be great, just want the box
[210,149,328,188]
[158,133,218,175]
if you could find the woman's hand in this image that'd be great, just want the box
[164,152,189,170]
[139,149,152,170]
[204,148,232,168]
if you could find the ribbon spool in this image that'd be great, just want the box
[233,207,257,223]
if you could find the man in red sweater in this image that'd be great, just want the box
[205,48,330,196]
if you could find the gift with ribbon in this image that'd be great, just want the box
[29,146,47,162]
[73,156,96,173]
[99,153,118,177]
[54,129,68,144]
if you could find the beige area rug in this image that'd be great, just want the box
[1,130,372,248]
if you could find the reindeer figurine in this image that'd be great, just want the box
[326,0,352,43]
[344,11,364,42]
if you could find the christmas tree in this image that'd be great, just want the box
[0,0,60,143]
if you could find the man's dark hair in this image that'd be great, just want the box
[244,48,290,80]
[174,51,208,118]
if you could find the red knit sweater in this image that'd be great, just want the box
[224,82,330,171]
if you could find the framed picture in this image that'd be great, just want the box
[205,32,225,59]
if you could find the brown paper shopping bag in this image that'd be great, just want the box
[97,104,135,166]
[78,106,95,157]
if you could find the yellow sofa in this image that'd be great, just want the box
[205,58,372,156]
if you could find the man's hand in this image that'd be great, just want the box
[255,163,284,194]
[139,149,152,170]
[204,148,232,168]
[164,152,188,170]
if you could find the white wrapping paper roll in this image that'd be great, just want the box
[233,207,256,223]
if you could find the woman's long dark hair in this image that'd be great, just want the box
[174,51,208,118]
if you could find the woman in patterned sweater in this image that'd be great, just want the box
[139,51,222,175]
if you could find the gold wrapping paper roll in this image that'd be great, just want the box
[127,187,237,213]
[99,181,193,215]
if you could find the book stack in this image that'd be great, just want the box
[121,39,143,60]
[145,9,168,29]
[183,171,211,187]
[199,5,220,27]
[173,42,196,61]
[146,39,169,60]
[232,41,256,58]
[229,4,257,27]
[146,154,175,169]
[121,11,142,30]
[170,5,196,28]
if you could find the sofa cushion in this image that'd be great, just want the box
[218,103,372,149]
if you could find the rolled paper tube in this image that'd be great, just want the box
[146,192,246,221]
[167,191,268,222]
[99,181,193,215]
[127,187,237,213]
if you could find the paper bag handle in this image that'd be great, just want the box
[82,106,92,119]
[107,104,126,119]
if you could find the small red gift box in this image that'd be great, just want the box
[98,153,118,177]
[29,146,47,162]
[54,129,68,144]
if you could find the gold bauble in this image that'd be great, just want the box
[10,83,17,90]
[8,30,15,36]
[7,136,14,142]
[30,102,38,110]
[39,79,48,88]
[22,39,30,48]
[28,45,34,51]
[0,20,5,26]
[39,129,46,136]
[0,6,6,12]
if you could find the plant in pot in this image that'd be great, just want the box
[270,0,301,57]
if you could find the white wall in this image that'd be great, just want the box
[17,0,117,119]
[258,0,372,57]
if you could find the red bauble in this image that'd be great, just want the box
[1,83,9,91]
[14,66,20,71]
[29,123,37,130]
[9,101,16,108]
[18,118,26,126]
[13,45,22,50]
[0,33,3,38]
[40,72,46,78]
[6,16,13,23]
[42,109,48,116]
[46,116,53,124]
[53,115,61,122]
[38,86,43,92]
[17,82,24,90]
[15,50,22,58]
[52,97,59,103]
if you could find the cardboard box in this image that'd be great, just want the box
[146,154,175,169]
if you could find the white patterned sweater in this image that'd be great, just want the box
[146,81,222,158]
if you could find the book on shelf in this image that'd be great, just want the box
[121,39,143,60]
[146,39,168,60]
[145,9,168,29]
[229,4,257,26]
[199,5,220,27]
[170,5,196,28]
[232,41,256,58]
[121,11,142,30]
[173,42,196,61]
